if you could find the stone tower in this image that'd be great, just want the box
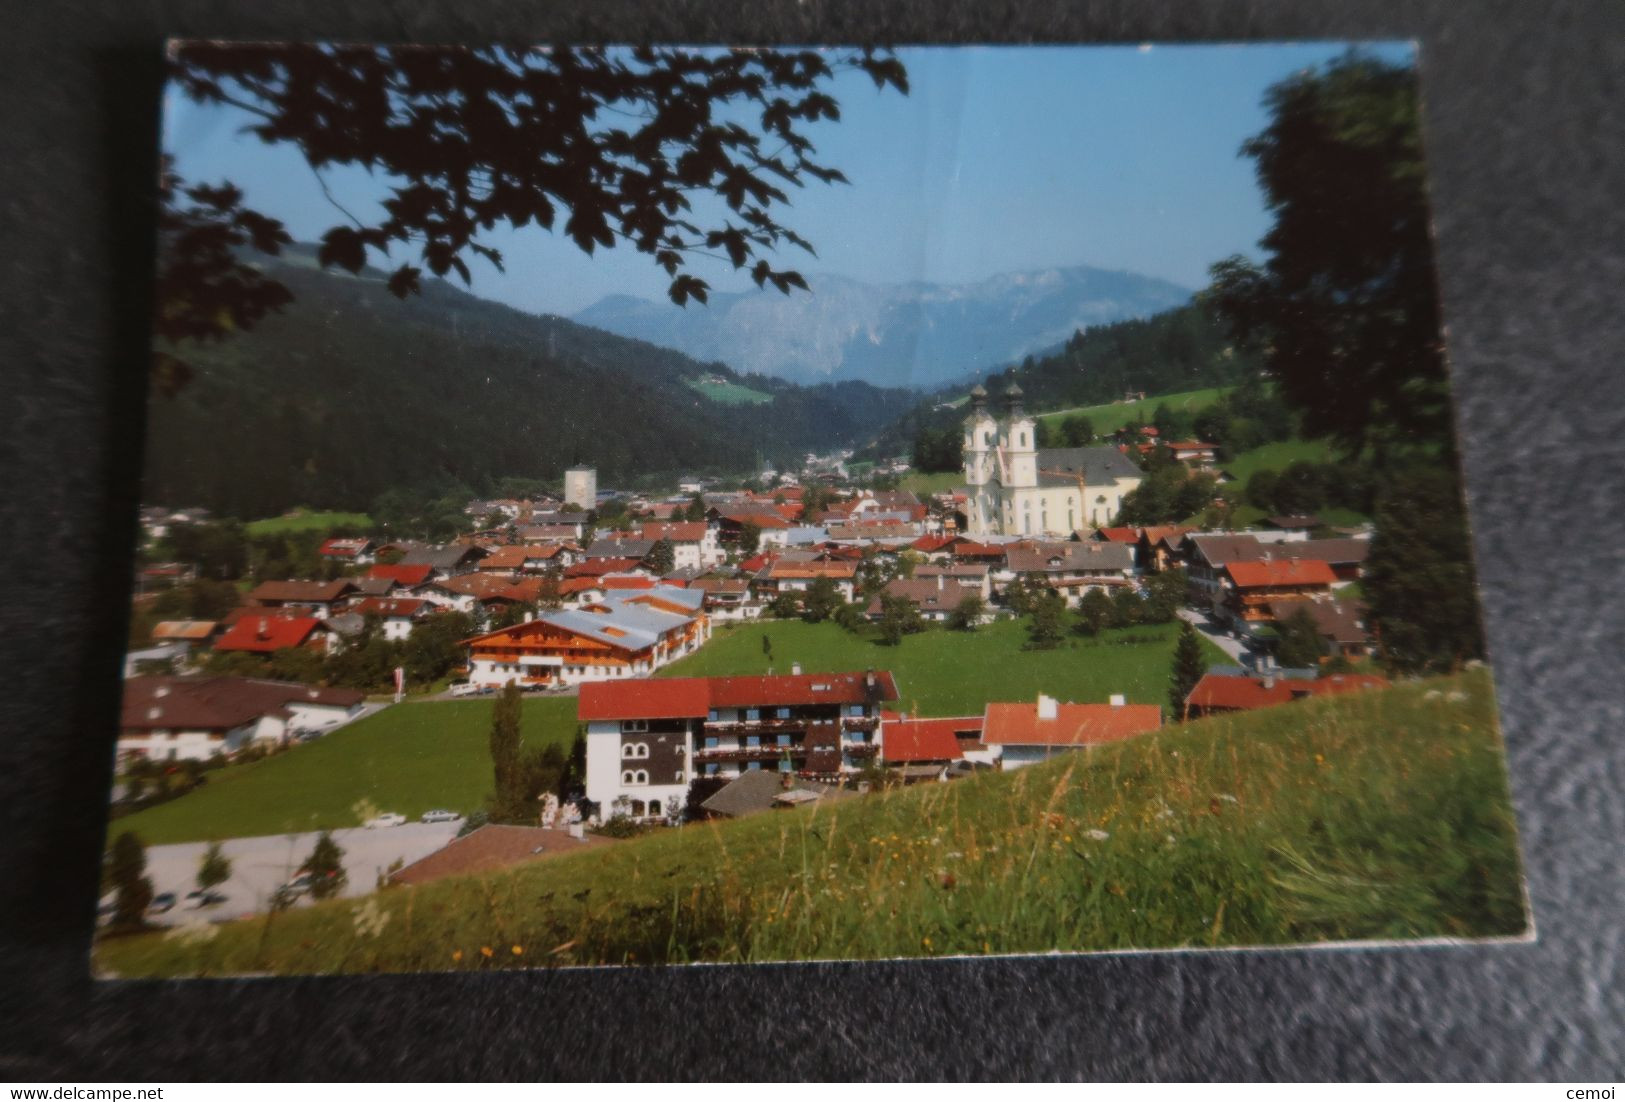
[563,466,597,511]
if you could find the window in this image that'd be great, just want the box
[775,706,791,719]
[776,734,791,747]
[704,736,719,749]
[778,759,793,772]
[745,708,761,722]
[631,800,645,816]
[621,770,635,785]
[707,709,719,722]
[746,761,762,771]
[622,744,637,759]
[848,705,865,717]
[635,770,648,785]
[648,800,661,817]
[746,735,761,748]
[705,763,719,776]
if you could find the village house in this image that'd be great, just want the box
[1291,537,1372,583]
[578,669,900,822]
[981,693,1163,770]
[913,563,992,600]
[1002,541,1136,605]
[463,586,708,690]
[1184,666,1389,719]
[638,521,722,569]
[317,537,376,565]
[758,559,858,602]
[1181,533,1272,607]
[399,543,489,578]
[119,675,364,761]
[243,579,358,619]
[878,713,991,782]
[690,576,762,620]
[1220,558,1339,627]
[1266,597,1374,659]
[213,614,335,656]
[364,563,435,589]
[349,596,435,641]
[864,577,967,623]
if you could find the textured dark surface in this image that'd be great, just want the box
[2,0,1622,1082]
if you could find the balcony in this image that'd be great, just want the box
[841,715,879,733]
[704,717,819,735]
[694,743,807,762]
[842,742,880,759]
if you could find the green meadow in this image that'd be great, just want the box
[244,510,374,536]
[685,378,774,405]
[1036,386,1232,435]
[95,669,1527,976]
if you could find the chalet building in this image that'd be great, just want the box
[527,511,588,539]
[1002,541,1135,606]
[245,579,359,619]
[349,597,434,641]
[1162,441,1219,466]
[1181,533,1271,607]
[1265,598,1373,658]
[477,545,567,574]
[1221,558,1338,626]
[578,669,900,822]
[981,693,1162,770]
[415,573,530,615]
[864,577,966,622]
[463,586,708,689]
[1184,667,1389,718]
[962,384,1144,535]
[639,521,722,568]
[713,508,792,547]
[584,537,657,564]
[913,563,992,600]
[365,563,435,589]
[759,559,858,601]
[213,614,334,656]
[318,537,375,565]
[879,713,990,781]
[119,675,363,761]
[399,543,489,577]
[1135,525,1197,573]
[691,577,761,620]
[1291,538,1372,583]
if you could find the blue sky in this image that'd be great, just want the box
[163,41,1415,317]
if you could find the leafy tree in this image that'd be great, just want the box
[535,573,564,611]
[107,831,154,928]
[196,840,232,892]
[161,521,250,580]
[685,492,707,522]
[1208,53,1448,456]
[1143,568,1189,624]
[877,592,924,646]
[1276,605,1326,668]
[485,683,529,822]
[768,591,802,619]
[1111,587,1146,629]
[1026,588,1067,650]
[299,831,347,900]
[738,521,762,556]
[1169,620,1208,721]
[1076,588,1115,637]
[760,633,773,663]
[1246,469,1281,511]
[801,576,842,623]
[833,601,867,634]
[159,44,908,383]
[1273,461,1326,516]
[403,610,477,684]
[855,554,896,599]
[1058,414,1094,447]
[1364,466,1485,674]
[947,593,987,632]
[565,729,588,798]
[1002,573,1041,616]
[644,538,676,576]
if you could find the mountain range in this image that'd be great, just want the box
[143,246,917,519]
[572,265,1194,391]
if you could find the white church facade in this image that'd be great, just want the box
[961,383,1144,536]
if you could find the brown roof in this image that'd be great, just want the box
[389,825,615,886]
[1293,538,1372,566]
[640,521,708,542]
[1186,672,1389,712]
[247,579,358,604]
[150,620,217,641]
[121,675,362,732]
[1267,598,1371,644]
[1185,534,1271,567]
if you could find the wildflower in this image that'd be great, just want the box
[480,946,494,958]
[1084,829,1110,841]
[1215,794,1239,804]
[922,936,933,949]
[511,945,523,956]
[982,941,991,954]
[1063,835,1071,843]
[351,898,390,939]
[452,950,463,962]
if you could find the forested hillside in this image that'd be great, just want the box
[143,248,916,518]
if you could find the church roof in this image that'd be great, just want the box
[1034,446,1143,488]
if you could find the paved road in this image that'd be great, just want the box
[119,821,462,926]
[1177,607,1252,666]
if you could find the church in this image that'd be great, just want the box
[961,383,1144,536]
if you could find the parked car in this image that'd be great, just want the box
[280,873,315,897]
[186,889,229,908]
[420,809,461,824]
[148,891,178,914]
[448,681,481,697]
[364,812,407,829]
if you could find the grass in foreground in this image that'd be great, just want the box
[660,618,1232,717]
[110,698,578,846]
[244,510,374,536]
[94,669,1527,976]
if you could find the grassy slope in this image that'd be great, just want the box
[244,511,374,536]
[898,470,964,496]
[95,669,1527,976]
[1036,387,1231,434]
[111,699,578,846]
[662,619,1232,717]
[685,379,773,406]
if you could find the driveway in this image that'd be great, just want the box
[1177,607,1251,666]
[127,821,463,925]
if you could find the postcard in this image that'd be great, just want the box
[96,41,1528,976]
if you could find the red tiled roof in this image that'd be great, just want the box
[476,546,532,571]
[214,616,326,653]
[350,597,431,618]
[982,700,1162,747]
[707,670,899,709]
[557,578,603,596]
[911,534,959,553]
[601,575,658,590]
[640,521,708,542]
[1224,559,1338,589]
[366,564,434,587]
[766,561,858,580]
[579,677,713,720]
[565,558,644,578]
[721,510,791,529]
[1186,672,1390,712]
[881,715,983,762]
[1095,527,1140,543]
[318,537,372,558]
[738,552,775,572]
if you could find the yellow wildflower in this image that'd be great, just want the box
[480,945,493,958]
[511,945,524,956]
[452,949,463,962]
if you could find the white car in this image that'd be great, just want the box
[364,812,407,829]
[448,681,481,698]
[420,809,461,824]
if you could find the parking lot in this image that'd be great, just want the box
[125,821,463,925]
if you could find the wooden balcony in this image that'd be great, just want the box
[694,743,807,762]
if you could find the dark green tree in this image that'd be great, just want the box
[107,831,154,929]
[1076,588,1115,637]
[299,831,347,900]
[1169,620,1208,721]
[768,591,802,619]
[1143,568,1189,624]
[485,683,528,822]
[1026,588,1067,650]
[1111,587,1146,628]
[196,840,232,892]
[877,592,924,646]
[644,538,676,576]
[1276,605,1326,669]
[947,593,987,632]
[801,575,842,623]
[1246,469,1281,511]
[738,521,762,556]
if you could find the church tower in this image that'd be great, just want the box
[962,385,998,534]
[999,382,1038,534]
